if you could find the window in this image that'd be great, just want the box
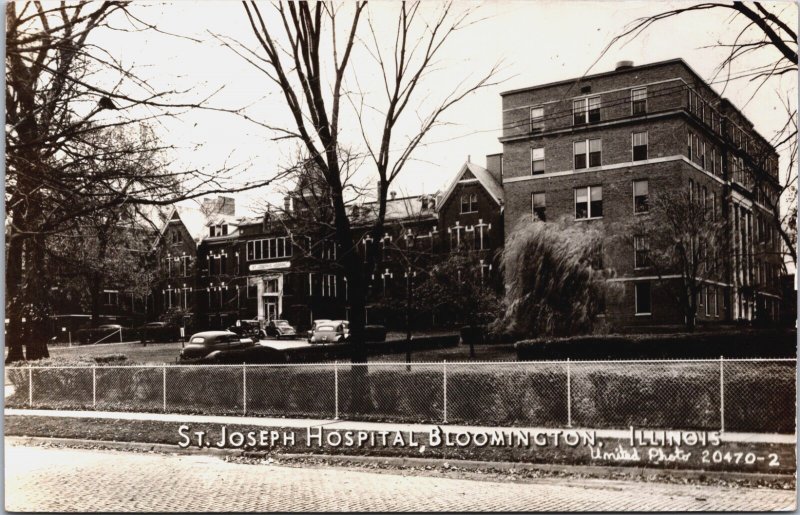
[574,141,587,169]
[573,96,600,125]
[103,290,119,306]
[530,107,544,133]
[322,274,337,297]
[687,131,693,160]
[180,256,192,276]
[532,192,546,221]
[246,237,293,261]
[634,236,649,268]
[531,148,545,175]
[704,286,710,316]
[574,139,602,169]
[588,96,601,122]
[633,180,649,213]
[171,231,180,245]
[575,186,602,219]
[700,141,706,169]
[710,148,716,175]
[210,224,228,237]
[694,135,701,165]
[631,88,647,115]
[635,282,652,315]
[712,287,719,316]
[632,132,648,161]
[460,194,478,214]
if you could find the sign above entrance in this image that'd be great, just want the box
[250,261,291,272]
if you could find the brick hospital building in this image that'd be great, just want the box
[497,58,783,327]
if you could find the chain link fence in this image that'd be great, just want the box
[5,359,795,432]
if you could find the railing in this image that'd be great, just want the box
[5,358,795,433]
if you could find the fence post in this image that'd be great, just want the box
[242,363,247,416]
[92,365,97,408]
[119,328,123,343]
[334,361,339,420]
[162,364,167,412]
[28,364,32,407]
[566,358,572,428]
[719,356,725,433]
[443,360,448,424]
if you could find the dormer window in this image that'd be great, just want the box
[210,224,228,237]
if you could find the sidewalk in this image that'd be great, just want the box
[6,408,795,444]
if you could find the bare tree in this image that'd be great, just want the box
[5,2,290,362]
[232,1,500,362]
[624,190,728,331]
[597,2,797,266]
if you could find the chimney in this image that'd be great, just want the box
[202,196,236,217]
[615,60,634,71]
[486,153,503,185]
[283,195,291,213]
[390,191,397,200]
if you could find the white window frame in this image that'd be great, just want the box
[573,96,600,125]
[573,139,602,170]
[531,147,545,175]
[460,193,478,214]
[246,237,292,261]
[633,179,649,214]
[574,186,603,220]
[631,87,647,114]
[632,131,648,161]
[529,106,544,132]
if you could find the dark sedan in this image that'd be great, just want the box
[179,331,255,360]
[265,320,297,340]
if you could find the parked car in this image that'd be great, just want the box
[196,345,287,364]
[179,331,255,361]
[309,321,349,345]
[139,322,181,344]
[228,320,266,341]
[265,320,297,340]
[307,319,332,342]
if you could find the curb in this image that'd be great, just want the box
[7,436,794,485]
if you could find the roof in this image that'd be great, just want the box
[174,205,210,243]
[438,161,504,210]
[352,194,438,225]
[500,58,688,97]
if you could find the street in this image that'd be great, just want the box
[4,442,795,512]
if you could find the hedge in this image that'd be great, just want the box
[6,359,793,432]
[515,329,796,360]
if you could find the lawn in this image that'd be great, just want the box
[40,330,499,365]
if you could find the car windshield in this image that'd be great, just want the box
[190,337,205,344]
[317,326,335,332]
[275,321,291,327]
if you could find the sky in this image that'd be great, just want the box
[89,1,797,217]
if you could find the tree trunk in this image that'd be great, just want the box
[5,233,26,363]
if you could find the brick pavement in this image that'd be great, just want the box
[5,442,796,512]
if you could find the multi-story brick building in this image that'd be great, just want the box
[498,58,783,327]
[195,160,505,331]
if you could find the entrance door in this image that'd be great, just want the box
[265,300,278,322]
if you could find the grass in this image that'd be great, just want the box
[42,333,509,365]
[48,341,184,364]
